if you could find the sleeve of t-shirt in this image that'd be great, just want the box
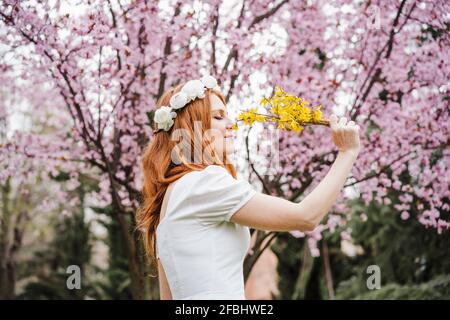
[186,165,257,225]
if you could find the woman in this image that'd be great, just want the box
[137,75,361,300]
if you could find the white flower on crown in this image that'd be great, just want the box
[181,79,205,102]
[169,74,219,110]
[154,106,177,131]
[154,74,220,132]
[200,74,218,89]
[169,91,189,110]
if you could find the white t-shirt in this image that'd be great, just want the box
[156,165,257,300]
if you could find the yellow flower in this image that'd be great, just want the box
[255,114,265,122]
[260,97,269,106]
[274,85,285,96]
[238,109,257,126]
[289,120,303,133]
[313,106,322,122]
[232,123,238,131]
[249,107,259,114]
[236,84,325,134]
[271,106,280,115]
[279,110,292,122]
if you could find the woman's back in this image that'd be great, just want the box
[156,165,257,299]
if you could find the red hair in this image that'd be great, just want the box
[136,83,237,262]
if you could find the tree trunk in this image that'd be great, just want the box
[0,179,24,300]
[0,261,16,299]
[322,240,335,299]
[113,211,147,299]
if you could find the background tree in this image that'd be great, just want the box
[1,0,448,299]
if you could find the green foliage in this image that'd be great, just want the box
[18,209,92,299]
[338,274,450,300]
[313,48,327,70]
[274,179,450,300]
[271,233,304,299]
[378,89,389,102]
[271,234,331,300]
[364,119,382,140]
[89,214,134,299]
[146,110,155,129]
[420,23,450,41]
[332,195,450,299]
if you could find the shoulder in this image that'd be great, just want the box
[190,165,238,189]
[176,165,233,186]
[177,165,256,223]
[171,165,257,203]
[185,165,255,200]
[202,165,233,177]
[192,164,230,176]
[171,165,256,202]
[163,165,257,224]
[203,165,229,173]
[168,165,234,201]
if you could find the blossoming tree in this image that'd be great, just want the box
[1,0,448,298]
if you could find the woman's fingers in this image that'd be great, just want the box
[330,114,360,131]
[330,114,349,129]
[329,113,361,153]
[338,116,347,127]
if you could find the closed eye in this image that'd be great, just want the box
[214,116,223,120]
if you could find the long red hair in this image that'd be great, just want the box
[136,83,237,262]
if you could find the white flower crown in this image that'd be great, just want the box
[153,75,219,132]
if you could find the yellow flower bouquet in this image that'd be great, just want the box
[233,86,330,133]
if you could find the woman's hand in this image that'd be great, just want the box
[232,115,362,232]
[329,114,361,154]
[231,114,362,232]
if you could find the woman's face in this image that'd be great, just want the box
[209,94,235,159]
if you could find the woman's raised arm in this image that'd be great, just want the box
[230,115,361,232]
